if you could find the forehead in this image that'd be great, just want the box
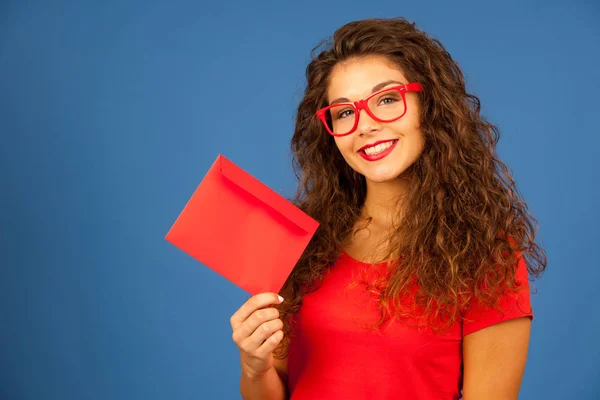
[327,55,408,102]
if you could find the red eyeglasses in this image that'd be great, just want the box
[316,83,423,136]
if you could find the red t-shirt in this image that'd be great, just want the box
[287,251,532,399]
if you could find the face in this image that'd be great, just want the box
[326,55,424,184]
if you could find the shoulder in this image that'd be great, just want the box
[462,254,532,337]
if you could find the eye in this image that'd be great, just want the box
[335,108,354,120]
[379,96,398,105]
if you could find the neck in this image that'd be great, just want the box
[362,176,411,230]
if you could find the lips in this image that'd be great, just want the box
[358,139,398,162]
[358,139,397,152]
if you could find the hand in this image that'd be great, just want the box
[230,292,285,380]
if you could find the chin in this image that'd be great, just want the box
[363,170,405,183]
[358,161,407,182]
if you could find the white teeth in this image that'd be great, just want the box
[363,141,394,155]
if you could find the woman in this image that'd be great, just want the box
[230,17,546,400]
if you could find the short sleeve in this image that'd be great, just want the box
[462,255,533,337]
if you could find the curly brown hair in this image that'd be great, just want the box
[275,17,546,357]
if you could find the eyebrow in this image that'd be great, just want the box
[329,80,405,105]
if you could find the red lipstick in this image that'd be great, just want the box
[358,139,398,162]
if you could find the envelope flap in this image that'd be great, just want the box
[218,155,318,234]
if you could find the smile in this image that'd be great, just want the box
[358,139,398,161]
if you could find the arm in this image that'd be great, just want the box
[230,293,289,400]
[462,317,531,400]
[240,354,288,400]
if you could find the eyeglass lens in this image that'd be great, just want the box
[326,88,406,135]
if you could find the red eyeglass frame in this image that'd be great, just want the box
[315,82,423,137]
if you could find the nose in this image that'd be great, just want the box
[356,108,381,136]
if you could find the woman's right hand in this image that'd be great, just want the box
[230,292,285,380]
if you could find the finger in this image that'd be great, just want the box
[236,307,280,341]
[242,318,284,352]
[230,292,283,329]
[232,307,280,345]
[255,330,284,359]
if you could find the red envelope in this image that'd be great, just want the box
[165,154,319,295]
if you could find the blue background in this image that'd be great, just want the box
[1,0,598,399]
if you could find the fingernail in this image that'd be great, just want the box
[278,295,284,303]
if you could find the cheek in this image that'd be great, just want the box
[403,98,421,130]
[392,119,425,160]
[397,109,423,144]
[333,137,341,151]
[334,137,354,155]
[407,128,425,158]
[412,127,425,147]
